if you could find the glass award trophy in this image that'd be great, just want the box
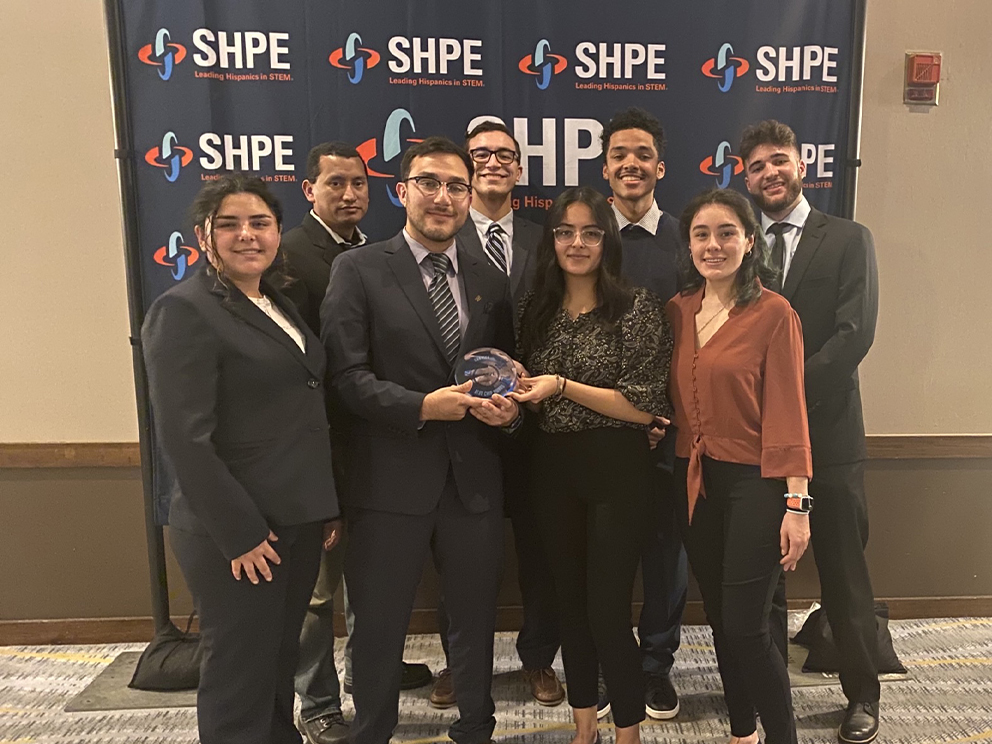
[454,347,519,398]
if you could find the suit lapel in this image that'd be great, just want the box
[459,246,490,353]
[510,216,539,300]
[266,285,324,377]
[207,272,320,376]
[301,213,346,268]
[782,209,828,300]
[387,236,450,361]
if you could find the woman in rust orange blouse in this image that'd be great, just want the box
[666,188,811,744]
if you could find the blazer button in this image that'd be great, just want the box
[308,379,320,388]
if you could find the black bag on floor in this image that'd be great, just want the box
[792,601,906,674]
[128,613,202,691]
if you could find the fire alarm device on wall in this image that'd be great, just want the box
[905,52,942,105]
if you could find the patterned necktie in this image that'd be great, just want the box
[426,253,461,364]
[484,222,508,275]
[767,222,788,292]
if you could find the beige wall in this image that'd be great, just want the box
[857,0,992,434]
[1,0,990,443]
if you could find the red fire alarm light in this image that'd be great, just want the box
[905,52,942,105]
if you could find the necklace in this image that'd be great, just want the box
[696,301,733,334]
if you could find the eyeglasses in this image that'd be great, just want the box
[405,175,472,200]
[553,227,606,247]
[469,147,519,165]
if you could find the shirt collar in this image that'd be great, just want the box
[403,229,459,273]
[612,200,663,235]
[310,209,367,246]
[470,206,514,240]
[760,195,811,234]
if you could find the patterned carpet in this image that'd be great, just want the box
[2,618,991,744]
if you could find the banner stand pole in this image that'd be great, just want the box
[102,0,172,633]
[843,0,869,220]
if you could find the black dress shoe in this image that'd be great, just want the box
[838,701,879,744]
[400,661,433,690]
[343,661,432,694]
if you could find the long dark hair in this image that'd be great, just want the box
[677,188,777,307]
[519,186,630,360]
[188,173,289,293]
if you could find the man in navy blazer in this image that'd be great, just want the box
[321,137,520,744]
[741,120,881,744]
[427,120,564,709]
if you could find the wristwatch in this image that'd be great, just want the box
[784,493,813,513]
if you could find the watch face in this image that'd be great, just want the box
[454,347,518,399]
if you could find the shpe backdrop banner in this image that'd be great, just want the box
[111,0,862,522]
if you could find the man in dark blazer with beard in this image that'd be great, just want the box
[321,136,520,744]
[426,120,564,709]
[741,120,881,744]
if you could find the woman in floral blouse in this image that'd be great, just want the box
[512,186,672,744]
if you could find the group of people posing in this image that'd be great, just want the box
[142,108,881,744]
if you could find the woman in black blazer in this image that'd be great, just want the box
[142,174,340,744]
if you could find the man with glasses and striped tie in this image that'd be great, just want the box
[321,136,520,744]
[425,120,565,711]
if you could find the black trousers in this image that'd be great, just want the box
[345,471,504,744]
[171,522,324,744]
[533,427,652,728]
[675,457,796,744]
[770,459,880,704]
[438,481,561,671]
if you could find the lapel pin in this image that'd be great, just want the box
[475,294,482,302]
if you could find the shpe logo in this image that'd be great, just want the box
[329,33,380,84]
[702,43,750,92]
[153,231,200,281]
[357,108,422,207]
[138,28,187,81]
[699,141,744,189]
[145,132,194,183]
[518,40,567,90]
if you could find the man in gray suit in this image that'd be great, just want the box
[321,136,520,744]
[741,119,880,744]
[428,120,564,710]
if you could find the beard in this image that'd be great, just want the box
[410,209,460,244]
[751,176,802,215]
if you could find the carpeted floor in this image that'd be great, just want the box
[2,618,991,743]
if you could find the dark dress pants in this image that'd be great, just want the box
[345,470,504,744]
[533,427,651,728]
[675,457,797,744]
[770,459,880,704]
[171,522,324,744]
[637,469,688,676]
[438,459,561,670]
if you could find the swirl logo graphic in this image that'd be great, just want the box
[701,43,750,92]
[153,231,200,281]
[329,32,381,84]
[518,40,567,90]
[699,141,744,188]
[357,108,423,207]
[144,132,194,183]
[137,28,187,81]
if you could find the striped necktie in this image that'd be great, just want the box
[484,222,508,275]
[426,253,461,364]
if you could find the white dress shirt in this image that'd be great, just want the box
[469,207,515,272]
[612,200,663,236]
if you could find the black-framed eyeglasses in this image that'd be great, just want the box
[469,147,519,165]
[552,227,606,247]
[404,175,472,200]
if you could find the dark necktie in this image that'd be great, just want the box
[767,222,788,292]
[426,253,460,364]
[484,222,508,274]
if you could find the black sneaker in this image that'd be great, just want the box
[596,671,611,719]
[644,673,679,720]
[296,710,350,744]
